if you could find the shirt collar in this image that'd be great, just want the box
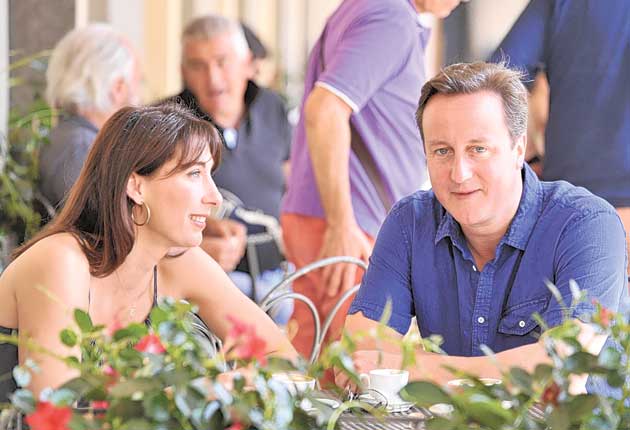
[434,163,543,251]
[502,163,544,250]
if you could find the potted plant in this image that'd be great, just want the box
[0,51,55,270]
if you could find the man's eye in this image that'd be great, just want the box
[434,148,449,156]
[473,146,487,153]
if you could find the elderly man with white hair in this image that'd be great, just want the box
[40,23,141,207]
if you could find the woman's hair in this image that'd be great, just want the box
[46,23,136,114]
[14,104,221,277]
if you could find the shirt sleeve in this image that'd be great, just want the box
[317,6,417,112]
[489,0,552,84]
[542,209,628,327]
[348,203,415,335]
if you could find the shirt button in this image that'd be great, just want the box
[518,320,526,328]
[477,316,485,324]
[472,264,478,272]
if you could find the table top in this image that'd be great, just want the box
[338,406,429,430]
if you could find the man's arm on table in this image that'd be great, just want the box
[304,86,373,297]
[339,312,607,393]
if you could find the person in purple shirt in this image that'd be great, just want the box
[341,62,628,392]
[281,0,464,363]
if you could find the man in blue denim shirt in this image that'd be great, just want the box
[341,62,628,389]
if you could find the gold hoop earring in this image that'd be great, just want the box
[131,202,151,226]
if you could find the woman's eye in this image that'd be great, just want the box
[188,170,201,177]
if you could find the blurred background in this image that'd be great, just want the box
[0,0,531,129]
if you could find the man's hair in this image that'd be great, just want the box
[46,23,135,115]
[416,62,528,143]
[182,15,249,59]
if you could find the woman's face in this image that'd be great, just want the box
[139,146,222,249]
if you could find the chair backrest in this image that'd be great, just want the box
[260,256,368,364]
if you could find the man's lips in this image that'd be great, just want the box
[450,189,480,198]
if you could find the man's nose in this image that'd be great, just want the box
[451,154,473,184]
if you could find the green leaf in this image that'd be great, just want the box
[462,395,513,428]
[112,323,148,341]
[143,391,170,422]
[109,378,162,397]
[60,328,78,347]
[533,363,553,382]
[508,367,533,392]
[10,389,36,413]
[49,388,77,406]
[400,381,452,407]
[12,365,31,387]
[566,394,600,422]
[598,346,622,369]
[120,418,154,430]
[564,351,598,373]
[548,405,570,430]
[74,309,94,333]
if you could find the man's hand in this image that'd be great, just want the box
[201,218,247,271]
[319,222,373,298]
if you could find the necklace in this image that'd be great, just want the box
[114,270,153,320]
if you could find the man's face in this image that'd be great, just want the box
[413,0,464,18]
[181,34,251,125]
[423,91,525,233]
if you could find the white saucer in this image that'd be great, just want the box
[301,397,341,413]
[358,393,414,413]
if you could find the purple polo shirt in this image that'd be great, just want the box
[281,0,431,237]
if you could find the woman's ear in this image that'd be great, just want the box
[126,173,144,205]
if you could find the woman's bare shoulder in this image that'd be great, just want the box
[5,233,91,301]
[157,247,224,295]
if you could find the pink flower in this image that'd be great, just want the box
[134,333,166,354]
[227,420,245,430]
[226,315,268,365]
[599,307,613,328]
[25,401,72,430]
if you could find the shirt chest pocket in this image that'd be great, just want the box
[498,296,550,336]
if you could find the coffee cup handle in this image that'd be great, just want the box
[359,373,370,390]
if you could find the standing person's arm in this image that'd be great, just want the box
[304,4,418,296]
[304,87,373,297]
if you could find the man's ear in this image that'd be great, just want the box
[110,76,128,108]
[126,173,144,205]
[515,134,526,168]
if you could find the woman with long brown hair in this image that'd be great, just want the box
[0,104,296,399]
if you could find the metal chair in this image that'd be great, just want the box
[259,256,368,364]
[213,188,286,298]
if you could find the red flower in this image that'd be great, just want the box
[134,333,166,354]
[227,420,245,430]
[91,400,109,410]
[25,401,72,430]
[226,315,268,365]
[541,381,561,406]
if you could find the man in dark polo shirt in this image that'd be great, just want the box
[168,15,292,323]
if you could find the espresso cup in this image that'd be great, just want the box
[271,371,316,395]
[360,368,409,405]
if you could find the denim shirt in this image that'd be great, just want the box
[349,165,628,356]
